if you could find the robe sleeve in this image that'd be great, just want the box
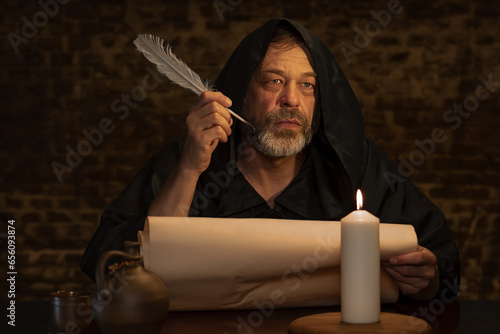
[360,138,461,299]
[80,138,184,280]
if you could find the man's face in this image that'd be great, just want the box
[241,42,317,158]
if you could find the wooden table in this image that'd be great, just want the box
[3,299,500,334]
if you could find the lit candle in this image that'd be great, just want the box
[341,189,380,324]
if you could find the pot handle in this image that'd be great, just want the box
[95,250,141,292]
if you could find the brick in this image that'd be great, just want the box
[30,282,57,297]
[374,36,401,46]
[162,1,189,19]
[42,267,73,283]
[81,212,99,222]
[47,211,72,223]
[405,1,445,19]
[375,96,407,110]
[410,171,440,183]
[37,253,62,266]
[284,1,311,19]
[5,197,24,208]
[57,198,79,209]
[314,1,344,17]
[22,267,44,281]
[44,184,77,196]
[462,187,491,200]
[22,212,42,223]
[475,33,495,45]
[387,51,410,63]
[30,198,53,209]
[429,186,462,199]
[65,253,87,266]
[408,34,437,47]
[475,1,500,17]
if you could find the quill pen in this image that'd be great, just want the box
[133,34,254,129]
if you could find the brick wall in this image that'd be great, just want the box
[1,0,499,302]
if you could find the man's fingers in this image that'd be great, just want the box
[382,266,431,292]
[202,112,233,136]
[203,124,230,144]
[190,124,229,150]
[188,100,233,131]
[389,246,436,267]
[392,280,422,296]
[188,111,232,139]
[382,263,420,278]
[191,91,232,115]
[382,262,436,280]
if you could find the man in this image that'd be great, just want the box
[81,18,460,302]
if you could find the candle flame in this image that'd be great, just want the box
[356,189,363,210]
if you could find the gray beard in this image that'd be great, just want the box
[240,101,313,158]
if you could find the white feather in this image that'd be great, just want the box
[133,34,253,129]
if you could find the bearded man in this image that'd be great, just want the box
[81,18,460,303]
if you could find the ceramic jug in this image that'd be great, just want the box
[93,241,169,334]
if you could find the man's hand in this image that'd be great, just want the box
[148,91,233,217]
[382,245,440,301]
[180,91,233,176]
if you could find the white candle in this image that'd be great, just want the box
[341,190,380,324]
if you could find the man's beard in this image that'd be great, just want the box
[240,99,313,158]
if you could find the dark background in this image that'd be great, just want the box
[1,0,499,302]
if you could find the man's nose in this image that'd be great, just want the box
[279,83,299,108]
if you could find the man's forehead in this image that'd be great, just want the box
[257,43,316,74]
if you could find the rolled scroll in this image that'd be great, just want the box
[138,217,417,311]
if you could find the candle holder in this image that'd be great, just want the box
[288,312,431,333]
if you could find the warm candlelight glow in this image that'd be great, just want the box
[356,189,363,210]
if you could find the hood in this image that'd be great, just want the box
[213,18,365,191]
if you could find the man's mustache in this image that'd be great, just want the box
[263,108,309,127]
[241,106,311,135]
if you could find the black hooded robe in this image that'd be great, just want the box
[81,18,460,301]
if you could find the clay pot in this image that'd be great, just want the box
[93,241,169,334]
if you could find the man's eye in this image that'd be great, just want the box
[302,82,314,89]
[270,79,282,84]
